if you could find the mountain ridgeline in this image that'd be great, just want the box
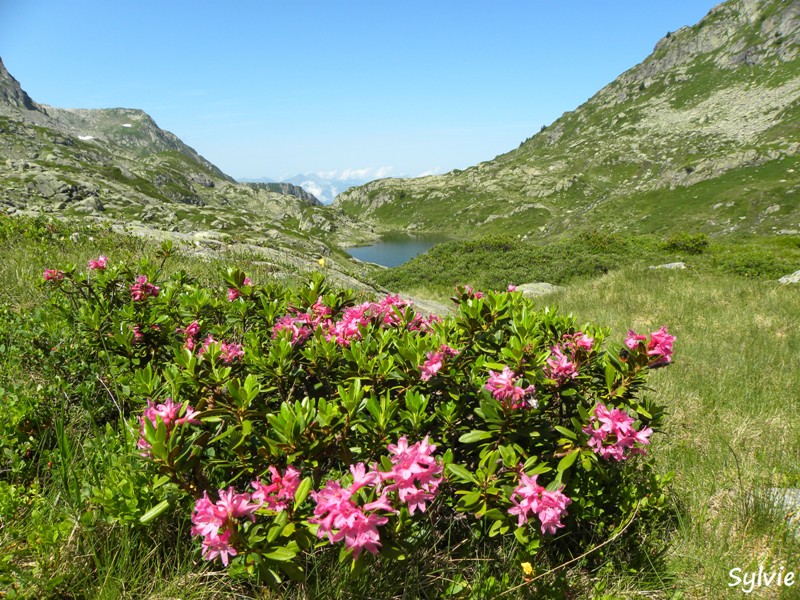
[0,57,375,286]
[335,0,800,239]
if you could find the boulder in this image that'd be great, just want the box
[649,262,687,270]
[778,270,800,285]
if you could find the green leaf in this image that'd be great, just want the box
[554,426,577,440]
[605,362,617,393]
[139,500,170,524]
[264,546,297,562]
[447,464,479,485]
[557,449,579,473]
[458,430,493,444]
[294,477,312,506]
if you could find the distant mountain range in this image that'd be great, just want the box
[336,0,800,239]
[240,173,371,204]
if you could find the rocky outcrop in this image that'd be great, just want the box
[0,58,39,113]
[244,182,322,206]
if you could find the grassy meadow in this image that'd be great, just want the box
[1,215,799,598]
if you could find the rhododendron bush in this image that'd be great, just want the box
[43,248,673,583]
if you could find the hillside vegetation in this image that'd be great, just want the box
[373,231,800,299]
[335,0,800,240]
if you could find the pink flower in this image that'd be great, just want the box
[419,351,444,381]
[625,326,676,366]
[251,466,302,512]
[191,492,228,538]
[243,277,253,287]
[87,255,108,270]
[508,471,571,535]
[176,320,201,350]
[227,287,240,302]
[137,398,200,455]
[132,325,144,344]
[544,345,578,384]
[129,275,159,302]
[219,341,244,363]
[440,344,459,357]
[200,529,238,566]
[190,486,261,568]
[647,326,675,365]
[43,269,65,281]
[309,476,391,559]
[216,487,260,522]
[507,284,518,292]
[272,313,315,345]
[382,436,443,515]
[562,331,594,352]
[463,285,484,299]
[583,403,652,461]
[485,367,537,409]
[625,330,647,350]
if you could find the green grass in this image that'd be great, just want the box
[2,215,800,597]
[547,268,800,598]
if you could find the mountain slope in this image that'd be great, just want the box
[335,0,800,238]
[0,57,373,285]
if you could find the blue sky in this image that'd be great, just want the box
[1,1,722,181]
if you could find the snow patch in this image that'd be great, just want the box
[122,123,132,128]
[78,135,95,141]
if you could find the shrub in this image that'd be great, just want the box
[661,232,709,255]
[39,251,675,587]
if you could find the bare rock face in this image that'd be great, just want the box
[517,283,565,297]
[0,57,39,113]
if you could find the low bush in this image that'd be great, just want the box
[20,249,676,593]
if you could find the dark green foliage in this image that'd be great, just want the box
[661,232,709,255]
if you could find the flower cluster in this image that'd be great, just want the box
[544,345,578,384]
[191,487,260,566]
[625,325,675,366]
[309,467,392,559]
[310,437,443,558]
[273,295,439,347]
[177,320,201,350]
[419,344,459,381]
[583,403,653,461]
[43,268,65,281]
[382,436,443,514]
[508,471,572,535]
[198,335,244,363]
[251,466,301,512]
[87,255,108,270]
[485,366,537,409]
[129,275,160,302]
[137,398,200,456]
[226,277,253,302]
